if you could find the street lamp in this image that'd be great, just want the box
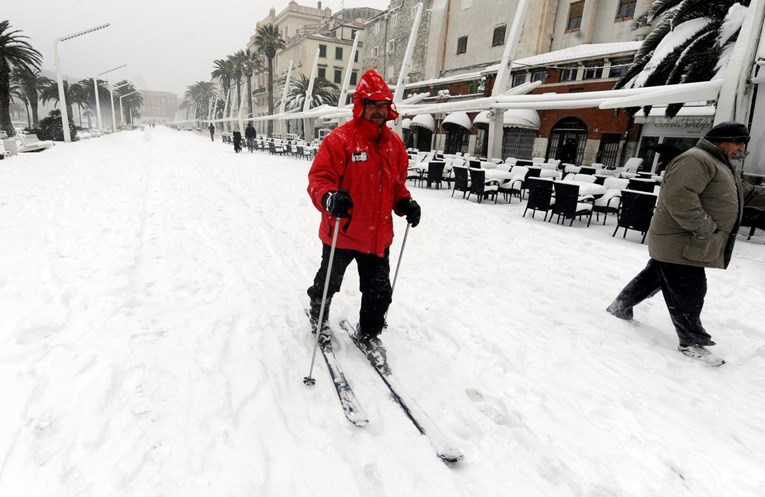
[53,23,110,142]
[93,64,126,131]
[109,82,130,132]
[119,91,139,127]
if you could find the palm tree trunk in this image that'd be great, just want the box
[246,75,253,125]
[267,57,274,137]
[30,94,40,125]
[0,60,16,136]
[24,99,31,128]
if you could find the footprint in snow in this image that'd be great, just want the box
[465,387,510,426]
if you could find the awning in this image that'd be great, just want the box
[402,118,412,130]
[410,114,435,132]
[441,111,472,131]
[473,109,540,130]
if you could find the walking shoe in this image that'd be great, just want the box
[678,345,725,367]
[606,300,633,321]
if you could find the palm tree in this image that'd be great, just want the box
[184,81,217,119]
[40,79,76,123]
[78,78,111,129]
[229,52,246,120]
[211,57,234,128]
[253,23,285,136]
[114,80,143,125]
[238,49,262,123]
[0,21,43,136]
[616,0,749,117]
[282,73,339,110]
[68,82,90,128]
[12,67,51,127]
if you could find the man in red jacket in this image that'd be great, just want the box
[306,69,420,360]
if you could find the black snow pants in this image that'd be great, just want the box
[307,245,392,337]
[611,258,713,346]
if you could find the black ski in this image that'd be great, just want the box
[305,311,368,427]
[339,320,464,463]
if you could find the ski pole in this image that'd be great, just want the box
[304,216,342,387]
[384,222,411,325]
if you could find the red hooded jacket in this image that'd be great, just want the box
[307,69,412,257]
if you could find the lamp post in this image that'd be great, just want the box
[109,82,130,132]
[54,23,110,142]
[93,64,126,131]
[119,91,138,127]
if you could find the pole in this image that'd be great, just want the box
[53,40,72,143]
[384,223,411,324]
[303,217,342,386]
[52,23,111,143]
[110,87,117,132]
[93,77,102,130]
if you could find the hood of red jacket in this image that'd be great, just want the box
[352,69,399,122]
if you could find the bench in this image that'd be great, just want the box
[18,133,54,153]
[221,132,232,143]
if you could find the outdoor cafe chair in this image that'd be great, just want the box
[467,168,499,204]
[550,181,594,227]
[593,177,629,225]
[612,190,657,243]
[425,161,446,189]
[522,177,555,221]
[452,166,470,199]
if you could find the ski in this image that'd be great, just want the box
[305,310,368,427]
[339,320,464,463]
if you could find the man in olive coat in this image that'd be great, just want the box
[607,122,765,366]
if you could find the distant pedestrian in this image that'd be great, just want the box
[209,123,215,142]
[606,122,765,366]
[232,130,242,153]
[558,138,578,165]
[245,123,257,152]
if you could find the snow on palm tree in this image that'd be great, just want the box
[616,0,750,117]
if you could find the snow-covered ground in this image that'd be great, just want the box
[1,127,764,497]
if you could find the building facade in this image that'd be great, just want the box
[138,90,179,125]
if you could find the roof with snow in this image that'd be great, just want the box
[401,42,643,90]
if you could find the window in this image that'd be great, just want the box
[456,36,468,54]
[560,65,578,81]
[335,47,343,60]
[391,12,398,26]
[615,0,637,20]
[531,70,547,83]
[492,25,506,47]
[354,50,359,62]
[351,29,358,40]
[387,39,396,54]
[567,1,584,32]
[375,21,380,34]
[512,73,527,87]
[371,46,379,58]
[319,44,327,57]
[608,57,633,78]
[350,71,358,85]
[583,63,603,80]
[334,69,342,84]
[318,67,326,80]
[385,65,394,80]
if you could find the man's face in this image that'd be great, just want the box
[363,100,390,126]
[716,141,748,160]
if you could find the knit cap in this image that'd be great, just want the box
[704,121,750,143]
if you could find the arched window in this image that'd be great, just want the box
[546,117,587,165]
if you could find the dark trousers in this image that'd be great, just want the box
[612,258,712,346]
[307,245,392,336]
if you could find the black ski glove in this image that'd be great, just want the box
[323,191,354,218]
[396,198,421,227]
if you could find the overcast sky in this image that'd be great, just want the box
[5,0,390,97]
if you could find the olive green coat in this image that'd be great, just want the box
[648,138,765,269]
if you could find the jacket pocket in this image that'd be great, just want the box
[682,231,726,264]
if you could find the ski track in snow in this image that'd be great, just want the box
[0,127,764,497]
